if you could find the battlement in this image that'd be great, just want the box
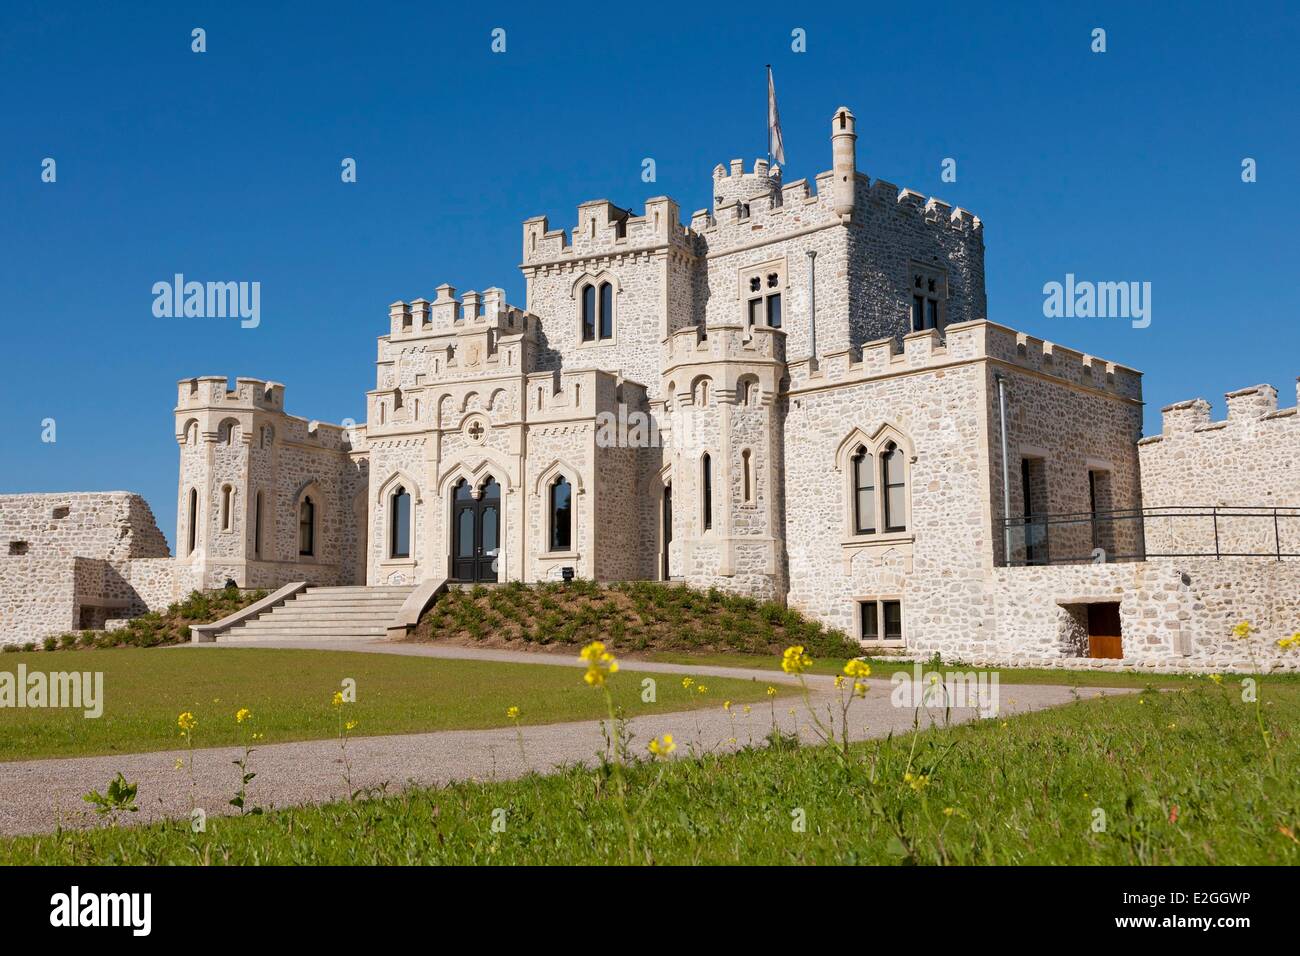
[787,320,1141,400]
[662,321,786,370]
[523,367,648,423]
[711,157,782,212]
[1143,380,1300,442]
[521,196,694,267]
[687,168,981,251]
[175,376,359,450]
[175,376,284,411]
[387,285,531,340]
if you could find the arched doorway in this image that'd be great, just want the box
[451,477,500,582]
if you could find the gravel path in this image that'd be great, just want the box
[0,642,1130,836]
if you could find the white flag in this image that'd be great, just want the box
[767,66,785,166]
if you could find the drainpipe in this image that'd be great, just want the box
[995,372,1012,564]
[806,249,817,360]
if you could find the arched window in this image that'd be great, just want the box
[852,446,875,534]
[741,449,753,504]
[549,476,572,551]
[701,453,713,531]
[219,420,236,445]
[882,442,906,532]
[581,284,596,342]
[186,488,198,555]
[694,379,709,406]
[254,491,263,557]
[389,485,411,558]
[299,496,315,557]
[598,282,613,340]
[220,485,233,531]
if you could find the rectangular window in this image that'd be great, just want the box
[747,298,762,327]
[859,599,904,644]
[883,600,902,641]
[702,454,713,532]
[1021,457,1048,565]
[860,601,878,641]
[766,293,782,328]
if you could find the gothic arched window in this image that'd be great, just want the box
[389,485,411,559]
[581,285,596,342]
[550,476,572,552]
[299,496,315,557]
[882,442,907,532]
[852,446,875,534]
[598,282,614,340]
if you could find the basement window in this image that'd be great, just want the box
[859,598,903,645]
[52,506,70,519]
[9,541,29,556]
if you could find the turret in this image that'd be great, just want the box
[831,106,857,217]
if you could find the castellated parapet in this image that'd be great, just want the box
[1139,380,1300,545]
[786,320,1141,402]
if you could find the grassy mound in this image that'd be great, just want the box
[412,579,860,658]
[4,585,268,653]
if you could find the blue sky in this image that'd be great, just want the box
[2,1,1297,548]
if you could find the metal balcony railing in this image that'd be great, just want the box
[999,505,1300,567]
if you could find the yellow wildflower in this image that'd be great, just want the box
[1208,673,1224,685]
[834,675,846,689]
[723,700,732,711]
[331,691,344,708]
[697,684,707,694]
[766,686,777,697]
[903,772,930,793]
[1232,620,1254,641]
[1277,633,1300,650]
[681,676,694,689]
[177,711,197,733]
[853,680,868,698]
[781,645,812,674]
[843,659,872,680]
[235,707,251,724]
[344,720,358,732]
[579,640,618,686]
[647,733,676,757]
[506,705,520,720]
[942,807,956,817]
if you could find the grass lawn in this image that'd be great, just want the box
[4,679,1296,865]
[0,648,785,762]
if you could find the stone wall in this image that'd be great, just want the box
[1139,381,1300,557]
[0,492,177,645]
[984,559,1299,672]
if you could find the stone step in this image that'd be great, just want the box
[218,632,387,644]
[300,586,414,596]
[226,623,389,637]
[208,584,419,643]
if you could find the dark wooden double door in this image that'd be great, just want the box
[451,478,500,583]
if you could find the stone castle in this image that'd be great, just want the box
[3,106,1297,669]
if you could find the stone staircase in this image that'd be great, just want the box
[215,585,415,643]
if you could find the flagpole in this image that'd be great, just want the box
[765,64,772,167]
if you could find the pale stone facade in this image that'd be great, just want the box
[2,104,1297,667]
[0,493,177,643]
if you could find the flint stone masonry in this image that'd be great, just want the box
[4,103,1297,668]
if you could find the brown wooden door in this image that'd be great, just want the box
[1087,603,1123,659]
